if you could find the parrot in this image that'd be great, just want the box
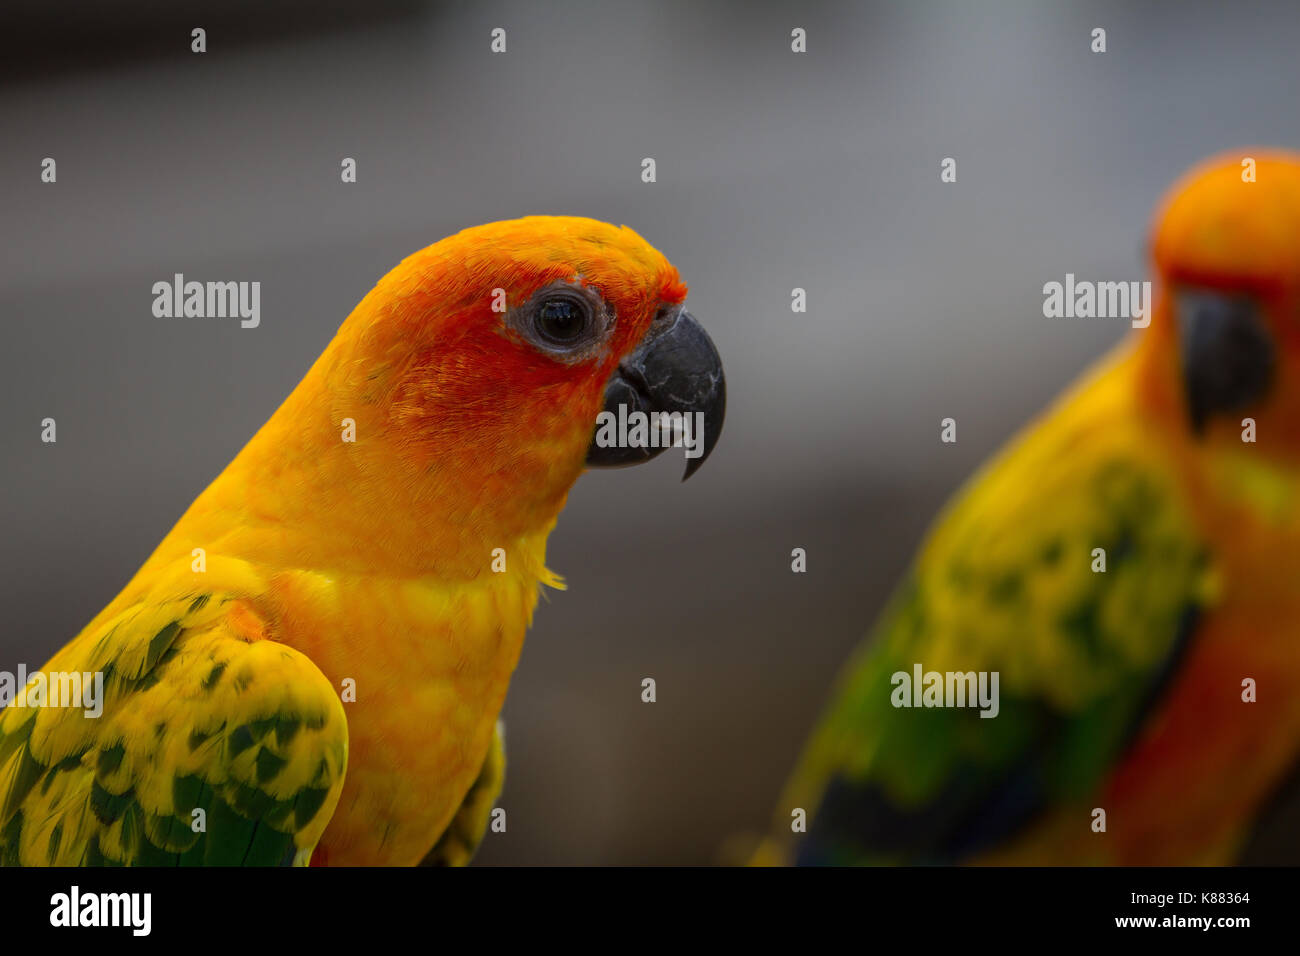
[0,216,725,866]
[764,150,1300,866]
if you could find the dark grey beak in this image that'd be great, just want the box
[586,308,726,480]
[1177,289,1274,433]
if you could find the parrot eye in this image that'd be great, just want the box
[521,286,604,356]
[509,280,609,360]
[536,295,589,344]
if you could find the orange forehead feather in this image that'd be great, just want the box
[365,216,685,346]
[1151,149,1300,294]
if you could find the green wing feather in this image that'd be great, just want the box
[0,589,348,866]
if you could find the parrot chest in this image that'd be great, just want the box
[270,569,536,865]
[1100,547,1300,863]
[1095,457,1300,861]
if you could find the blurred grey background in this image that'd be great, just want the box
[3,0,1299,863]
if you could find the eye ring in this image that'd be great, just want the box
[531,290,595,349]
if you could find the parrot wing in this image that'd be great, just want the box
[419,721,505,866]
[0,585,348,866]
[784,361,1219,864]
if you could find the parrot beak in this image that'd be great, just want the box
[586,308,726,480]
[1176,289,1274,434]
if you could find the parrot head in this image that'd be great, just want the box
[1145,150,1300,461]
[311,216,725,555]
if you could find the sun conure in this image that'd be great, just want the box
[763,150,1300,866]
[0,216,725,866]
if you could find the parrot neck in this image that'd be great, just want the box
[150,352,575,584]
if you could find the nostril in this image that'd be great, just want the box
[649,303,683,331]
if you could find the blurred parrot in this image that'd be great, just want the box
[766,150,1300,866]
[0,216,725,866]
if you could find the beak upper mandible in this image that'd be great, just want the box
[1177,289,1274,433]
